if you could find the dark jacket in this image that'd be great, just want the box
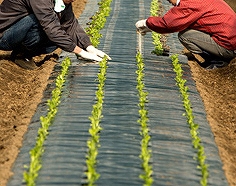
[0,0,91,52]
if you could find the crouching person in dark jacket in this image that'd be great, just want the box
[0,0,111,69]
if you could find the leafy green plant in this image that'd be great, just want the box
[83,0,111,185]
[85,56,108,185]
[171,54,209,186]
[136,51,153,186]
[150,0,163,55]
[23,57,71,186]
[86,0,112,47]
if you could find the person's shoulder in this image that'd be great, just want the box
[181,0,214,3]
[180,0,214,8]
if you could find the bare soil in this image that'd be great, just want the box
[0,0,235,186]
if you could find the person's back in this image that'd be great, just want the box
[0,0,30,38]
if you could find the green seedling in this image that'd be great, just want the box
[171,54,209,186]
[136,52,153,186]
[150,0,163,55]
[83,0,111,185]
[23,57,71,186]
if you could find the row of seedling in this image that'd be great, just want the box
[85,56,108,185]
[136,51,153,186]
[86,0,112,47]
[22,0,113,184]
[150,0,209,184]
[150,0,163,55]
[134,0,165,184]
[23,57,72,186]
[171,54,209,186]
[84,0,112,185]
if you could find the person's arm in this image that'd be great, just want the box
[30,0,76,52]
[73,45,82,54]
[60,3,92,50]
[136,2,203,34]
[60,4,111,60]
[30,0,109,61]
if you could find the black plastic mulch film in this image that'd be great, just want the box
[8,0,228,185]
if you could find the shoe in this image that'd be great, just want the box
[198,60,229,70]
[208,60,229,69]
[10,48,25,61]
[195,51,229,69]
[12,58,38,70]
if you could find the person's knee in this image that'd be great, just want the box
[0,38,12,51]
[23,33,41,50]
[178,30,184,39]
[24,14,38,25]
[178,29,190,44]
[23,23,45,49]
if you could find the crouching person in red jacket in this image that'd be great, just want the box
[0,0,111,70]
[136,0,236,69]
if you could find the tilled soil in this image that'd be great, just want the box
[0,0,235,186]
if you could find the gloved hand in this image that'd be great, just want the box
[54,0,65,12]
[86,45,112,60]
[77,49,102,62]
[135,19,152,35]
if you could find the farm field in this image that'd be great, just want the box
[0,0,236,186]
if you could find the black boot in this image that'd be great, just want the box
[198,51,229,69]
[12,58,38,70]
[10,47,38,70]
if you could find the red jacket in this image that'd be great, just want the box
[146,0,236,50]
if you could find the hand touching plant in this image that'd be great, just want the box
[135,19,152,35]
[77,49,103,61]
[86,45,112,60]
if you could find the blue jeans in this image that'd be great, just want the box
[0,14,57,58]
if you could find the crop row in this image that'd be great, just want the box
[171,54,209,186]
[86,0,112,47]
[23,57,72,185]
[85,56,108,185]
[150,0,163,55]
[22,0,112,185]
[136,51,153,186]
[148,0,210,185]
[84,0,112,185]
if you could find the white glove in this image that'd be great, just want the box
[77,49,102,62]
[86,45,112,60]
[135,19,152,35]
[54,0,65,12]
